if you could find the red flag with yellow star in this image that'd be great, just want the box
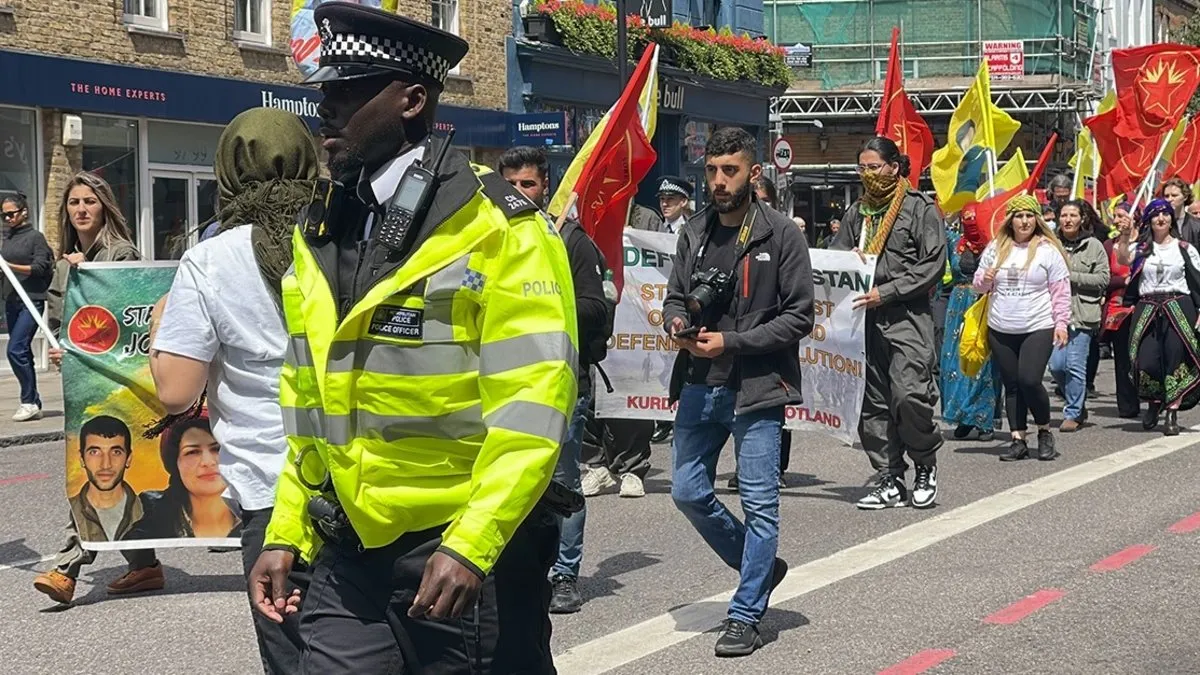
[1113,44,1200,139]
[876,27,934,178]
[1086,106,1168,200]
[1165,115,1200,185]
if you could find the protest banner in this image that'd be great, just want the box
[61,262,241,550]
[594,231,871,446]
[290,0,398,77]
[784,250,872,446]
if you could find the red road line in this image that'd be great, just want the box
[982,589,1066,625]
[1090,544,1157,572]
[1168,512,1200,534]
[877,649,957,675]
[0,472,51,487]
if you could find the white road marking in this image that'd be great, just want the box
[555,429,1200,674]
[0,554,55,573]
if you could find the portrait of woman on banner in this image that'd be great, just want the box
[124,416,242,541]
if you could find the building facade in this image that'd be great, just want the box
[0,0,511,263]
[763,0,1099,240]
[507,0,781,212]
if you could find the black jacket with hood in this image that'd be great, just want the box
[663,200,815,414]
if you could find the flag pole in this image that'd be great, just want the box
[0,254,61,350]
[1130,131,1175,212]
[554,192,579,232]
[986,149,998,198]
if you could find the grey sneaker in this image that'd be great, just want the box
[580,467,616,497]
[619,473,645,498]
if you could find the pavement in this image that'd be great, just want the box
[1,360,1199,674]
[0,371,63,447]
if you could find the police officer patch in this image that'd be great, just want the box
[368,306,424,340]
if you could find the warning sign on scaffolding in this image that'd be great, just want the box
[984,40,1025,81]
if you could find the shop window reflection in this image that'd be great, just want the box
[82,116,139,241]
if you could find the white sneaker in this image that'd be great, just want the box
[12,404,42,422]
[619,473,645,498]
[580,467,617,497]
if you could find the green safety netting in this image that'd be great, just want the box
[765,0,1096,90]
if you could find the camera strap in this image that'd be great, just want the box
[694,207,757,266]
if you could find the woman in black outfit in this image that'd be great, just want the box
[1,193,53,422]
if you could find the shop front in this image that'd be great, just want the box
[0,48,511,259]
[511,42,779,213]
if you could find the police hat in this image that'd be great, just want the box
[655,175,692,198]
[302,2,469,89]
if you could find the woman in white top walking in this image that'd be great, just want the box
[1116,198,1200,436]
[974,194,1071,462]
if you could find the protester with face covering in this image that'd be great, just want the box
[829,137,947,511]
[147,107,319,673]
[1048,199,1110,432]
[976,194,1071,462]
[1102,202,1140,418]
[1116,198,1200,436]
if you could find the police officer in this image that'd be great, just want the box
[247,4,578,673]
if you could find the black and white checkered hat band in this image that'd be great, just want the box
[322,32,451,83]
[658,180,690,195]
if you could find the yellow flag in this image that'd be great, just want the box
[548,47,661,218]
[976,148,1028,201]
[930,61,1021,213]
[1066,92,1115,199]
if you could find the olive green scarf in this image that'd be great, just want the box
[208,107,320,298]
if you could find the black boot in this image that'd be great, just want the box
[1164,409,1181,436]
[1037,429,1059,461]
[1143,401,1162,431]
[1000,437,1029,462]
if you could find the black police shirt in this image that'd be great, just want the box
[687,223,740,388]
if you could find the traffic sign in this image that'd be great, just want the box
[773,138,793,171]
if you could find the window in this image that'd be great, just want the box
[234,0,270,43]
[431,0,460,74]
[81,116,140,242]
[124,0,167,30]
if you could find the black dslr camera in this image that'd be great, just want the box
[685,267,736,319]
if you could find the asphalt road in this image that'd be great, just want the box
[1,363,1198,674]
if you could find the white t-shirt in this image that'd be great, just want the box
[1130,239,1200,296]
[153,226,288,511]
[978,239,1071,334]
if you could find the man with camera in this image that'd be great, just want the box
[664,127,815,657]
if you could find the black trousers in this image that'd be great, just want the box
[298,512,558,675]
[988,328,1055,431]
[1111,320,1139,417]
[1087,332,1100,389]
[241,508,310,675]
[588,419,652,478]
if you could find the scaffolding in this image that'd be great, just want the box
[767,0,1101,117]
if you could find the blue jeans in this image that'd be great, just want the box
[5,298,43,407]
[1049,327,1092,421]
[551,391,592,579]
[670,384,781,625]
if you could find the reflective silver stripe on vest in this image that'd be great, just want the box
[287,336,315,369]
[422,256,472,342]
[479,331,576,377]
[281,405,323,438]
[324,405,487,446]
[484,400,568,443]
[326,339,480,376]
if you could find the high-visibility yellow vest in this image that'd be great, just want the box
[264,161,579,575]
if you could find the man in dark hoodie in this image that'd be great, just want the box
[663,126,814,657]
[499,146,609,615]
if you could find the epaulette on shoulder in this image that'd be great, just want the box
[477,169,540,220]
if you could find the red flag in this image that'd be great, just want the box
[1085,107,1166,201]
[1165,115,1200,185]
[573,48,659,300]
[1113,44,1200,138]
[876,27,934,179]
[968,132,1059,248]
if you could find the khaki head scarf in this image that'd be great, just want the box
[210,107,320,297]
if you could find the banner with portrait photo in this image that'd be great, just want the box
[61,262,241,551]
[594,232,871,446]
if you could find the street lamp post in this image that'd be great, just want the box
[616,0,630,87]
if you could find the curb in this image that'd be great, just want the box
[0,430,65,448]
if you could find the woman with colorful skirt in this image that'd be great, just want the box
[1117,198,1200,435]
[940,211,1001,441]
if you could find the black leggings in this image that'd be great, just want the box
[989,328,1055,432]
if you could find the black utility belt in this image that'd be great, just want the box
[306,481,584,553]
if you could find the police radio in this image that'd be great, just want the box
[377,130,456,254]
